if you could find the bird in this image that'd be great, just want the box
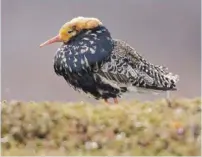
[40,16,179,104]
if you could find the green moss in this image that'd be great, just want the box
[1,98,201,156]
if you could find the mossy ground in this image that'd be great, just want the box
[1,98,201,156]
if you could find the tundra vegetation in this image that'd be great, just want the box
[1,98,201,156]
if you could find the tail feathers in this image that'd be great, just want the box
[154,64,180,85]
[129,71,179,92]
[166,72,180,83]
[152,63,179,90]
[163,72,179,91]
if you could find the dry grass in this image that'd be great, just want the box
[1,98,201,156]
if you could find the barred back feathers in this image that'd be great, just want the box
[48,17,179,100]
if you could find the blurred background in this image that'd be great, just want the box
[1,0,201,102]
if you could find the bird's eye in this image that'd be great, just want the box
[67,30,74,34]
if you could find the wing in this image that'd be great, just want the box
[96,39,179,90]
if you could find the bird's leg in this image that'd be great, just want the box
[113,98,118,104]
[104,99,109,104]
[166,91,172,107]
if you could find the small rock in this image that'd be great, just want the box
[135,121,143,128]
[85,141,98,150]
[1,136,9,143]
[116,132,126,140]
[174,108,183,115]
[146,108,153,113]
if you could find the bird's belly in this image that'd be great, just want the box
[61,71,100,98]
[61,70,122,99]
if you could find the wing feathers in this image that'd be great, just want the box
[97,39,179,91]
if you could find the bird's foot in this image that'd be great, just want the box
[104,98,118,104]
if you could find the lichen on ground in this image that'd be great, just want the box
[1,98,201,156]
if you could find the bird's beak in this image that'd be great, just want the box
[40,35,62,47]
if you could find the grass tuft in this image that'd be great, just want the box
[1,98,201,156]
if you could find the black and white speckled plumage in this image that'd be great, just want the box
[98,40,179,91]
[54,25,179,100]
[54,26,113,73]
